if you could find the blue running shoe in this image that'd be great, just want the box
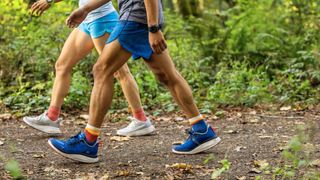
[48,132,99,163]
[172,126,221,154]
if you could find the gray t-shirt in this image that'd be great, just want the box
[118,0,164,25]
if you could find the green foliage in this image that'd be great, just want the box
[208,62,272,106]
[257,124,320,179]
[64,71,92,109]
[211,159,231,179]
[1,0,320,114]
[5,160,23,179]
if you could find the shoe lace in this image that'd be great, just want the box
[65,133,82,145]
[184,126,210,140]
[127,117,138,128]
[184,128,195,141]
[35,111,47,121]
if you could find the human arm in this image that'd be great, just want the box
[144,0,167,54]
[31,0,63,16]
[66,0,110,28]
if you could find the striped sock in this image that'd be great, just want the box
[189,114,204,125]
[133,108,147,122]
[47,106,60,121]
[84,124,100,143]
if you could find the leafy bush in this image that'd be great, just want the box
[1,0,320,114]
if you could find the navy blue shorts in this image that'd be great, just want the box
[107,21,154,60]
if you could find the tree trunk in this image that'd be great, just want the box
[190,0,202,17]
[177,0,203,17]
[177,0,192,17]
[163,0,175,11]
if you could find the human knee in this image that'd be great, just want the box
[92,63,106,80]
[55,60,73,75]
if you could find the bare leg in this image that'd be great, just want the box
[92,35,143,112]
[50,29,94,108]
[88,40,132,127]
[144,50,200,118]
[114,65,143,111]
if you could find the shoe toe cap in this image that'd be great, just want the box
[49,138,66,151]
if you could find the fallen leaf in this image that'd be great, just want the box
[164,172,174,180]
[175,117,184,121]
[44,166,55,172]
[215,111,226,117]
[194,165,205,169]
[280,106,291,111]
[79,114,89,120]
[99,173,110,180]
[76,173,96,180]
[19,125,26,129]
[212,115,219,120]
[115,170,130,177]
[110,136,130,142]
[236,112,243,117]
[159,117,171,121]
[170,163,192,170]
[294,121,305,125]
[135,172,144,175]
[253,160,269,169]
[224,130,237,134]
[236,176,246,180]
[310,159,320,167]
[249,168,262,174]
[249,118,260,123]
[0,113,11,120]
[33,154,45,158]
[234,146,246,152]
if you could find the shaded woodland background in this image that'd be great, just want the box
[1,0,320,115]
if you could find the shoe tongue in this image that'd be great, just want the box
[79,132,86,139]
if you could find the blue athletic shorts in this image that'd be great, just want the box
[107,21,158,60]
[78,11,119,39]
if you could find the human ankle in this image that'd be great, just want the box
[84,124,100,143]
[132,108,147,122]
[47,106,61,121]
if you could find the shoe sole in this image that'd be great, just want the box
[47,139,99,163]
[117,125,156,137]
[23,118,61,134]
[172,137,221,155]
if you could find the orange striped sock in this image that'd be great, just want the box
[84,124,100,143]
[189,114,204,125]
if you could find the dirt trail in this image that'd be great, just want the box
[0,109,319,179]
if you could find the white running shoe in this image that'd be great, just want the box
[23,111,62,134]
[117,117,155,136]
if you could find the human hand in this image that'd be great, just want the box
[66,8,88,28]
[149,31,167,54]
[30,0,50,16]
